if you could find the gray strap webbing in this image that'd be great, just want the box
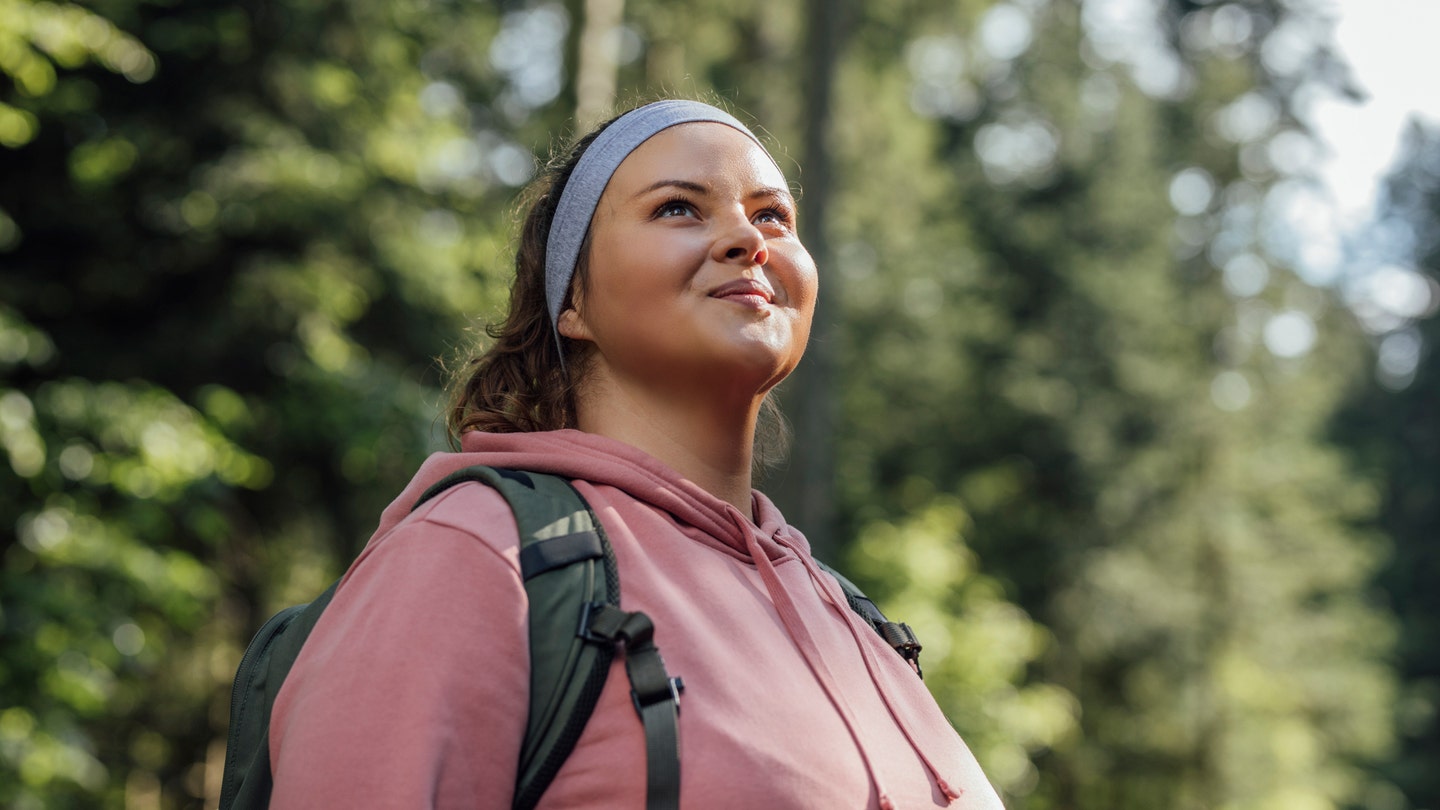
[636,699,681,810]
[586,604,683,810]
[518,530,603,578]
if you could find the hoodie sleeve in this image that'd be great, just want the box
[268,484,529,808]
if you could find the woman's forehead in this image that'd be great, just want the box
[609,122,787,193]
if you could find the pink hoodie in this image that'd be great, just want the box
[270,429,1002,809]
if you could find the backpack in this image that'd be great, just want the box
[219,465,921,810]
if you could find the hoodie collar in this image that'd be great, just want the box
[368,429,800,562]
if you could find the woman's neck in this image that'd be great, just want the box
[573,376,759,518]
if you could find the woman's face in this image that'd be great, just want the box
[559,122,818,401]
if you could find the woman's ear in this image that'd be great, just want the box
[557,306,592,342]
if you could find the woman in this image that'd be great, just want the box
[269,99,1002,809]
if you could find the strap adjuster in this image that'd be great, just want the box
[578,601,653,644]
[632,676,685,714]
[879,621,923,678]
[580,602,685,715]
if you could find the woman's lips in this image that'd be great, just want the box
[710,279,775,308]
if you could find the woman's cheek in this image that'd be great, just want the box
[784,248,819,312]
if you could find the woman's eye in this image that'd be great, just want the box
[656,200,694,218]
[754,207,792,227]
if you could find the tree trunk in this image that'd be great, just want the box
[574,0,626,129]
[771,0,848,560]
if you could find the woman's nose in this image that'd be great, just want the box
[717,224,771,263]
[722,243,768,265]
[714,219,768,266]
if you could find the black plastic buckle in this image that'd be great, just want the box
[632,676,685,715]
[880,621,924,678]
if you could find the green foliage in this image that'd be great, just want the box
[0,0,1423,807]
[0,0,527,804]
[818,1,1402,807]
[1,324,245,807]
[848,493,1078,803]
[1336,123,1440,809]
[0,0,156,147]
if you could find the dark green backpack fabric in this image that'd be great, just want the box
[219,465,918,810]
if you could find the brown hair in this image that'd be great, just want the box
[444,120,614,439]
[445,105,792,470]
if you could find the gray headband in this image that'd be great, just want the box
[544,100,774,359]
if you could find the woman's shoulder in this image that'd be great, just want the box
[352,479,525,579]
[272,478,532,808]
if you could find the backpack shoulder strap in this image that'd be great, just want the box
[219,581,340,810]
[414,466,619,810]
[816,560,925,679]
[414,466,682,810]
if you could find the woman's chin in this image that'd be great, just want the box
[729,317,804,355]
[713,337,803,390]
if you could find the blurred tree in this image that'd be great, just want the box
[574,0,626,129]
[0,0,540,805]
[819,0,1397,807]
[1336,121,1440,810]
[846,492,1080,801]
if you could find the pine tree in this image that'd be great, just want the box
[1336,122,1440,810]
[821,1,1397,806]
[0,0,534,804]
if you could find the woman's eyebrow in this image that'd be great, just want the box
[632,179,708,198]
[629,181,795,204]
[749,186,795,204]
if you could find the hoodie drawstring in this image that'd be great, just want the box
[726,507,899,810]
[762,517,964,806]
[805,554,964,803]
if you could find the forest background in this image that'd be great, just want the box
[2,0,1437,808]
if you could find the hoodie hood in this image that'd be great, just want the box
[365,429,799,561]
